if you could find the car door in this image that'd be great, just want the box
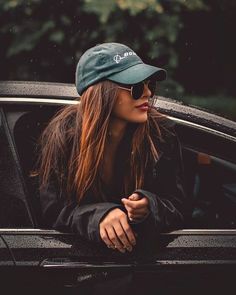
[131,99,236,294]
[1,82,236,295]
[0,101,102,294]
[0,97,146,295]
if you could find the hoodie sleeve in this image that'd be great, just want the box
[39,179,123,243]
[133,125,190,232]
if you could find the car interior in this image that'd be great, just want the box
[1,103,236,230]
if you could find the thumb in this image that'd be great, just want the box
[128,193,141,201]
[121,198,132,208]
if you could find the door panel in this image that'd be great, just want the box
[2,230,236,295]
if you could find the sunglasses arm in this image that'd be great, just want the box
[117,86,132,92]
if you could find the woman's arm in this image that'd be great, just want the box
[39,180,123,243]
[40,179,137,252]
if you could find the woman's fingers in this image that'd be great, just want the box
[123,203,149,216]
[122,197,149,220]
[128,207,148,214]
[128,211,149,221]
[122,197,149,209]
[128,193,141,201]
[113,222,133,252]
[126,204,150,221]
[100,227,116,250]
[119,217,136,246]
[106,225,126,253]
[100,225,125,253]
[99,208,136,253]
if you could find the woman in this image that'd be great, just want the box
[38,42,189,257]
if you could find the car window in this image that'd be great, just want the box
[2,103,62,228]
[0,108,33,228]
[184,148,236,229]
[175,121,236,229]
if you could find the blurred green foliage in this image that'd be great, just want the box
[84,0,207,22]
[0,0,235,119]
[0,0,206,89]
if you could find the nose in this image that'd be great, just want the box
[143,82,152,98]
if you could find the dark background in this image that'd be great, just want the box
[0,0,235,118]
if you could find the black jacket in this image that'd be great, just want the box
[39,118,189,249]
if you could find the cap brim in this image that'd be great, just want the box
[106,63,167,84]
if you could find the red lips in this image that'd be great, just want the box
[136,102,149,108]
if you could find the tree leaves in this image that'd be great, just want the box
[7,20,55,57]
[0,0,205,92]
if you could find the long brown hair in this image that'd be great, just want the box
[37,80,166,203]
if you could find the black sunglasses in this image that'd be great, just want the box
[117,79,157,100]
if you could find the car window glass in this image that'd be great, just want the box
[0,108,33,228]
[183,148,236,229]
[3,104,61,227]
[172,120,236,229]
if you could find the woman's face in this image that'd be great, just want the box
[112,81,152,124]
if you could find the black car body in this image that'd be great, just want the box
[1,81,236,294]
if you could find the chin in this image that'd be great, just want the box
[130,115,148,123]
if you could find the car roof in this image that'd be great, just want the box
[1,80,236,137]
[0,81,79,100]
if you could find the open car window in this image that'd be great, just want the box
[0,108,33,228]
[183,147,236,228]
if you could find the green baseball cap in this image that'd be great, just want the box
[76,42,167,95]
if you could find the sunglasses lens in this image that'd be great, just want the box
[131,80,157,99]
[132,82,144,100]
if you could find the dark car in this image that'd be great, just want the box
[1,81,236,295]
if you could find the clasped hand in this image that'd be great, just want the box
[99,193,149,253]
[121,193,149,222]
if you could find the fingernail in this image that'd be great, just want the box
[127,246,132,252]
[131,240,136,246]
[120,248,126,253]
